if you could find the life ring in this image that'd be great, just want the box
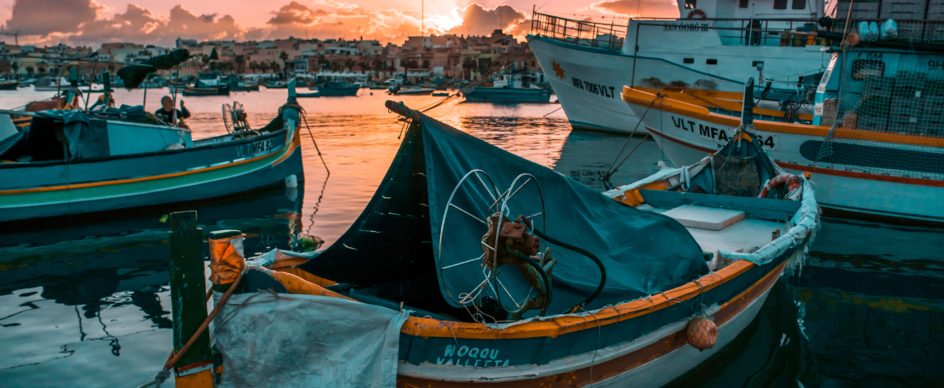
[687,9,707,20]
[758,173,802,200]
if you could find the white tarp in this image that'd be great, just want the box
[212,292,409,387]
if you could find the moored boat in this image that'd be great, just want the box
[526,0,840,133]
[309,81,360,97]
[0,80,18,90]
[389,85,435,95]
[0,85,305,223]
[464,68,551,103]
[162,99,817,387]
[621,40,944,224]
[182,85,230,96]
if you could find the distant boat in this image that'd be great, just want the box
[265,80,289,89]
[0,80,18,90]
[389,85,434,95]
[33,77,71,92]
[465,70,552,103]
[182,85,230,96]
[309,81,359,97]
[0,88,304,223]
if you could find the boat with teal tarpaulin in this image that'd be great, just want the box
[161,95,817,386]
[464,68,551,103]
[0,82,305,224]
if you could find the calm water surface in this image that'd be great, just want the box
[0,88,941,386]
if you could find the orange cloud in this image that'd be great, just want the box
[447,4,526,36]
[592,0,680,17]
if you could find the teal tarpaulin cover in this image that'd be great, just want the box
[301,113,708,316]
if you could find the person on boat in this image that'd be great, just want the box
[154,96,190,127]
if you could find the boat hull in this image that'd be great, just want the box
[0,129,303,223]
[464,87,551,103]
[625,92,944,223]
[182,86,230,96]
[395,249,797,386]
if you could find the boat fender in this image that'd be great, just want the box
[685,316,717,350]
[687,9,707,19]
[758,173,802,200]
[285,174,298,188]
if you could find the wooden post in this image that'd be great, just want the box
[169,211,214,387]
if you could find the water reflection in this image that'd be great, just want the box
[0,187,302,385]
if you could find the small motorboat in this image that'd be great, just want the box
[182,85,230,96]
[308,81,359,97]
[0,83,305,223]
[0,80,18,90]
[388,85,435,95]
[163,98,817,387]
[464,68,552,103]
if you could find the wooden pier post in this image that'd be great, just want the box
[169,210,214,387]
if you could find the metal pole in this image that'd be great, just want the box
[168,211,213,381]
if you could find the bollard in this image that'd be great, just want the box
[169,211,214,387]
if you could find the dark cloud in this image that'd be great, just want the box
[448,4,525,36]
[69,4,244,45]
[4,0,100,35]
[593,0,680,17]
[268,1,329,25]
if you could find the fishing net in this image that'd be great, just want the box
[815,46,944,181]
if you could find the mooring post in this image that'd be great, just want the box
[169,210,214,386]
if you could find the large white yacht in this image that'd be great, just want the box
[527,0,833,134]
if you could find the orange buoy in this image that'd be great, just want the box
[685,317,718,351]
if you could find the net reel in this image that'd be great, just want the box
[222,101,253,136]
[438,170,554,322]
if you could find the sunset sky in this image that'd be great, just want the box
[0,0,680,46]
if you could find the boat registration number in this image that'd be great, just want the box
[237,138,276,158]
[670,115,776,149]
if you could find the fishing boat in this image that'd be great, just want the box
[265,80,289,89]
[308,81,360,97]
[163,98,816,387]
[389,85,435,95]
[33,77,72,92]
[464,69,551,103]
[526,0,841,133]
[621,36,944,223]
[0,80,18,90]
[0,83,305,224]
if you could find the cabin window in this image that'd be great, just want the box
[706,58,718,65]
[792,0,806,9]
[685,0,697,9]
[852,59,885,80]
[739,0,749,8]
[684,57,695,64]
[774,0,788,9]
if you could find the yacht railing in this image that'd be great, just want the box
[529,12,630,51]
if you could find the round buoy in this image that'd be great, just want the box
[685,317,718,351]
[845,31,861,46]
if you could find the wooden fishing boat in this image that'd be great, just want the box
[465,70,551,103]
[0,86,304,224]
[164,99,816,387]
[0,80,18,90]
[621,44,944,224]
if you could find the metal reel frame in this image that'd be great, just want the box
[437,169,549,322]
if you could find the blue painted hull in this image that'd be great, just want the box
[465,87,551,103]
[0,122,303,223]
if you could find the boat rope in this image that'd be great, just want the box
[139,268,247,388]
[300,111,331,176]
[602,95,663,189]
[814,0,855,169]
[542,106,562,118]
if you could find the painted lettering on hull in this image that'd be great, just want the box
[663,23,710,32]
[669,115,776,149]
[236,138,276,158]
[572,77,617,99]
[436,344,511,368]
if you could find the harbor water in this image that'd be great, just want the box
[0,88,941,386]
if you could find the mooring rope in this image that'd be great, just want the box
[602,95,663,189]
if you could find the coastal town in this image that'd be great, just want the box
[0,29,545,86]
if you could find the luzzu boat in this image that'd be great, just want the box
[0,84,305,223]
[165,100,817,387]
[621,42,944,224]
